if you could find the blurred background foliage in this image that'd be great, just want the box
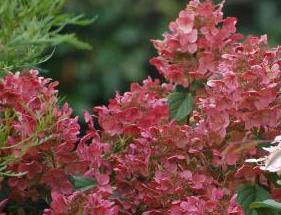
[42,0,281,116]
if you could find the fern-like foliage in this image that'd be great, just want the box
[0,0,94,72]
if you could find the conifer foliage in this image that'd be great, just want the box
[0,0,93,73]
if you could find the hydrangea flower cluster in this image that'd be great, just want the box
[0,71,85,213]
[150,0,242,87]
[1,0,281,214]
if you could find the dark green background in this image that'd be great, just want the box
[42,0,281,116]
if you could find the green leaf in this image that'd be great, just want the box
[190,80,204,93]
[251,199,281,211]
[236,184,270,215]
[69,175,96,192]
[256,208,280,215]
[168,91,193,122]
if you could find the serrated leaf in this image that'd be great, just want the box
[69,175,96,192]
[236,184,270,215]
[168,91,193,122]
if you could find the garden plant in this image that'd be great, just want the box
[1,0,281,214]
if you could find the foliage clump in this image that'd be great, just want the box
[0,0,93,72]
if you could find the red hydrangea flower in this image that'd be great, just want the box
[0,71,83,211]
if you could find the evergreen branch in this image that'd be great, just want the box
[0,0,95,72]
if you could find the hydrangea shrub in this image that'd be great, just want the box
[1,0,281,214]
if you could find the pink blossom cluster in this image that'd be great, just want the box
[0,71,89,213]
[1,0,281,215]
[150,0,243,87]
[43,192,119,215]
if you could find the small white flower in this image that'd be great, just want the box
[246,141,281,174]
[245,158,266,163]
[273,135,281,144]
[245,145,281,172]
[261,146,281,173]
